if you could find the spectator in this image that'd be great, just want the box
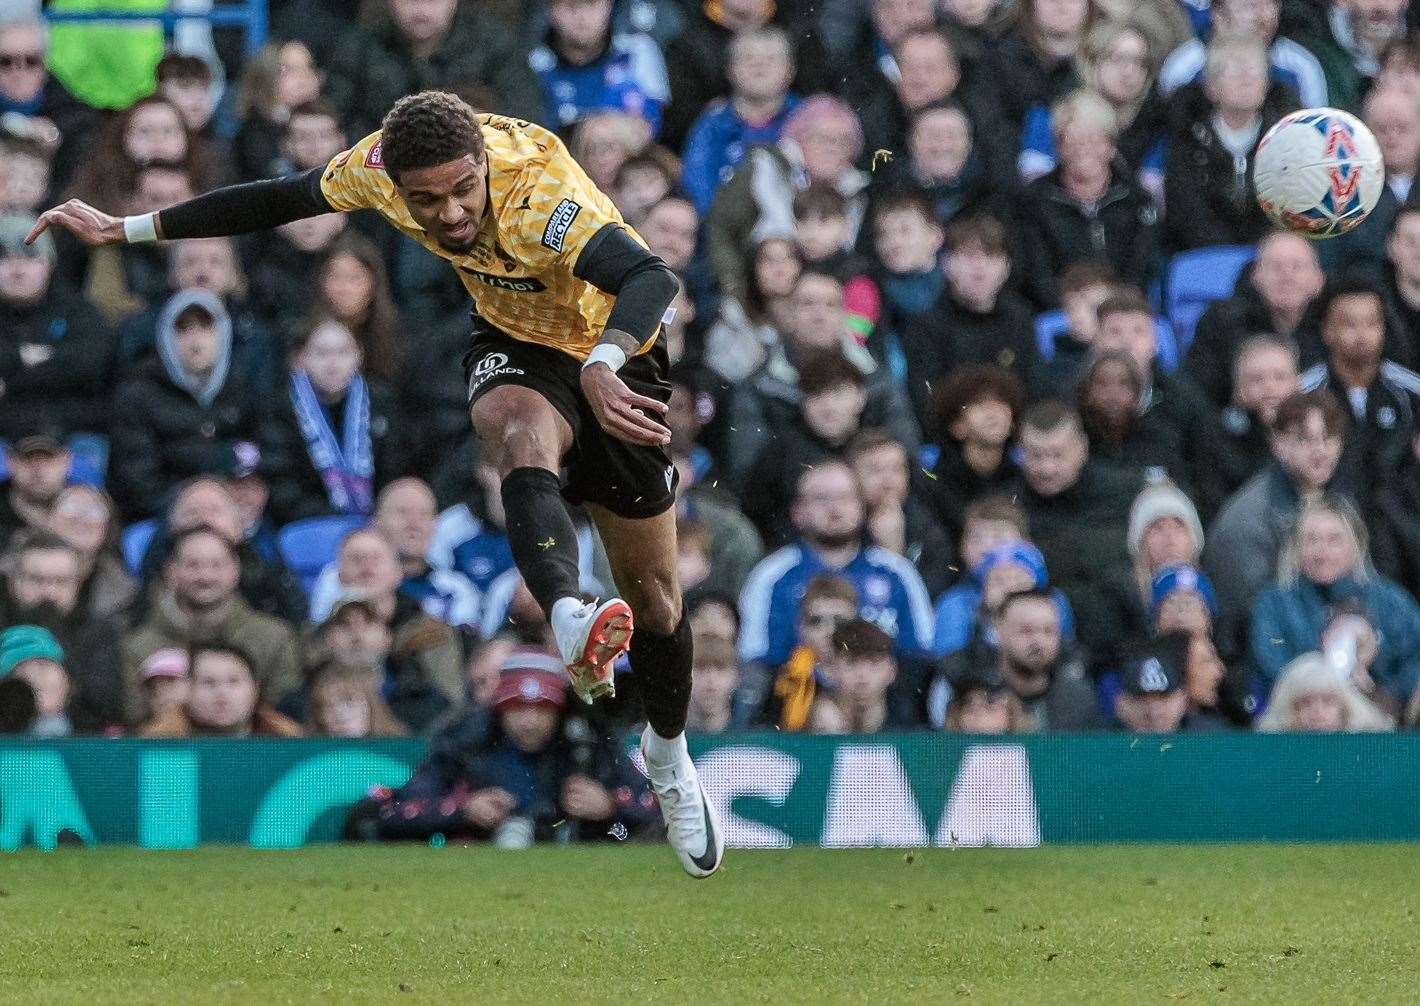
[307,527,465,707]
[0,624,70,736]
[677,518,714,593]
[1251,497,1420,713]
[1164,35,1297,251]
[0,420,72,551]
[260,317,404,526]
[232,41,325,181]
[809,618,912,733]
[305,661,409,738]
[1150,564,1220,640]
[1299,275,1420,493]
[1016,90,1160,308]
[928,367,1023,542]
[943,665,1033,733]
[742,353,869,547]
[1255,651,1394,732]
[1092,289,1219,512]
[349,649,655,844]
[903,215,1038,432]
[932,496,1030,652]
[725,269,920,484]
[155,53,226,161]
[1205,390,1350,662]
[1158,0,1328,107]
[0,129,54,215]
[688,590,741,648]
[0,532,123,732]
[48,485,137,623]
[141,643,303,738]
[738,460,934,667]
[706,95,867,306]
[1186,231,1324,408]
[939,540,1078,667]
[610,147,682,226]
[108,289,263,521]
[942,587,1102,730]
[1014,400,1146,664]
[661,0,774,151]
[1322,87,1420,278]
[325,0,545,140]
[246,212,348,336]
[687,630,740,733]
[429,462,517,596]
[135,477,307,627]
[373,478,479,629]
[530,0,669,136]
[308,234,403,382]
[793,184,872,294]
[1113,632,1205,732]
[848,428,953,596]
[137,647,189,724]
[1038,262,1117,397]
[1385,206,1420,356]
[1214,334,1301,499]
[399,316,484,508]
[704,237,801,383]
[1288,0,1407,113]
[1128,480,1206,606]
[570,110,653,192]
[681,27,798,217]
[0,13,100,190]
[121,527,301,727]
[865,188,946,364]
[1371,427,1420,600]
[0,213,114,447]
[1378,35,1420,98]
[983,0,1090,136]
[1078,352,1190,487]
[277,99,348,177]
[1020,20,1169,200]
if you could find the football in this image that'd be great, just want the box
[1254,107,1385,238]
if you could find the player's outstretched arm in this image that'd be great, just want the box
[27,167,335,248]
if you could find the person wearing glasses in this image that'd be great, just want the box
[0,14,100,193]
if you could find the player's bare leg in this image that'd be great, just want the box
[470,385,632,702]
[589,502,724,878]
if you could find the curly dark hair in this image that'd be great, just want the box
[380,91,486,182]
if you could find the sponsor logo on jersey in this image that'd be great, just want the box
[365,142,384,170]
[459,267,547,292]
[541,198,581,252]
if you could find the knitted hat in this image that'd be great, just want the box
[0,625,64,676]
[973,541,1048,588]
[1150,564,1219,620]
[1127,481,1204,558]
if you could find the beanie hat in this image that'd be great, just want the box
[974,541,1048,588]
[1127,481,1204,558]
[0,625,64,676]
[1150,564,1218,620]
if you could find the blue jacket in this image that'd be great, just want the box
[737,540,935,665]
[681,95,801,216]
[1250,573,1420,703]
[529,31,669,135]
[932,582,1076,656]
[430,503,516,595]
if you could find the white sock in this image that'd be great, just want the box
[550,596,584,630]
[643,728,688,768]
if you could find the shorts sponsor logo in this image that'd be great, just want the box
[541,198,581,252]
[467,352,526,401]
[365,141,384,169]
[460,266,547,292]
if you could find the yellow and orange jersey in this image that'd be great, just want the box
[320,114,648,361]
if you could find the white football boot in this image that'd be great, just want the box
[551,597,633,703]
[641,727,724,878]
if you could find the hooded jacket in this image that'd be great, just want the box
[108,289,261,521]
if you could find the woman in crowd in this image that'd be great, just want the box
[1077,352,1187,486]
[233,40,325,181]
[260,316,403,526]
[703,237,802,382]
[985,0,1094,134]
[47,485,137,623]
[1127,479,1205,609]
[305,663,408,739]
[1251,498,1420,716]
[1255,652,1394,732]
[312,234,403,384]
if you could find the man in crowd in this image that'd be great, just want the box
[1158,0,1328,106]
[809,618,912,733]
[0,418,72,551]
[373,477,480,628]
[686,631,740,734]
[0,13,100,189]
[1213,335,1301,500]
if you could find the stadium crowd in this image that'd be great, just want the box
[2,0,1420,822]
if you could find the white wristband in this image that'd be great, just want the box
[583,343,628,372]
[122,213,158,244]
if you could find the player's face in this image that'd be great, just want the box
[396,154,488,254]
[1233,345,1297,422]
[1322,292,1386,366]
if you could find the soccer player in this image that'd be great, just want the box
[29,91,723,878]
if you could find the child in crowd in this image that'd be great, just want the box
[793,183,878,340]
[687,631,740,734]
[138,648,190,724]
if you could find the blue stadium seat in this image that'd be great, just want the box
[277,515,369,592]
[1034,312,1181,371]
[121,519,158,576]
[1165,245,1256,353]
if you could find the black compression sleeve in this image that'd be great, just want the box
[574,223,680,346]
[157,168,333,240]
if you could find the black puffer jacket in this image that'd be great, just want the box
[0,284,115,439]
[1163,81,1299,251]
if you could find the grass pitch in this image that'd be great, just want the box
[0,844,1416,1004]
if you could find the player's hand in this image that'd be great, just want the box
[463,787,516,829]
[26,199,126,247]
[561,775,615,821]
[580,362,670,447]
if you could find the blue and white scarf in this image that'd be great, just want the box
[291,369,374,515]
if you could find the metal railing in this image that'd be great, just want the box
[44,2,269,55]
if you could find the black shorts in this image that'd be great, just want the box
[463,317,678,519]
